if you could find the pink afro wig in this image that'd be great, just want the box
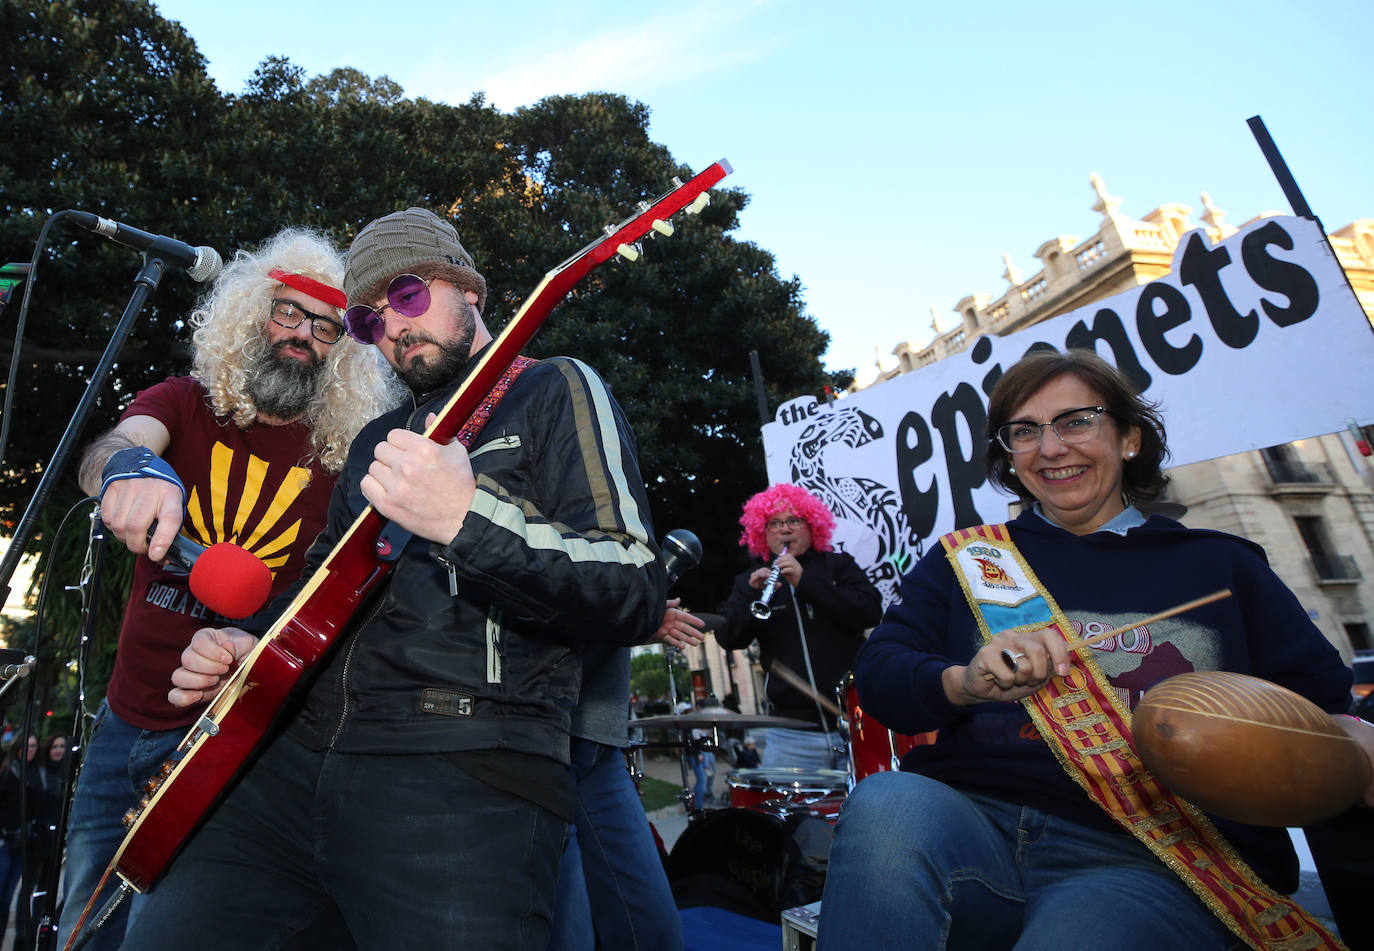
[738,484,835,559]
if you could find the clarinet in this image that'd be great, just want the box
[749,543,789,620]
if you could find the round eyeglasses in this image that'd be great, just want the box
[343,273,434,344]
[765,517,806,532]
[269,299,345,345]
[993,406,1110,454]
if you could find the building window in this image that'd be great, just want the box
[1262,445,1314,483]
[1346,622,1372,652]
[1294,516,1360,581]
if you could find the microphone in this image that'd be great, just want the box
[149,528,273,619]
[68,210,222,283]
[660,528,702,589]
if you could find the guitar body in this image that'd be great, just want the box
[102,161,733,899]
[114,509,392,890]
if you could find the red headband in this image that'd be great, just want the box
[268,268,346,310]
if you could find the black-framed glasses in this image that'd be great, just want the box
[765,516,806,532]
[269,299,345,345]
[993,406,1110,454]
[343,273,434,344]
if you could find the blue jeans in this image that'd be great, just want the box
[57,700,184,951]
[691,752,709,810]
[123,733,565,951]
[817,772,1244,950]
[0,840,23,938]
[548,738,683,951]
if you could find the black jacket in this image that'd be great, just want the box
[263,352,666,764]
[718,548,881,728]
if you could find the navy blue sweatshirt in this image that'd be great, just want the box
[856,509,1353,893]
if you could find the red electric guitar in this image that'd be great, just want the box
[68,158,732,945]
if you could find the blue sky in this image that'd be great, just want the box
[150,0,1374,376]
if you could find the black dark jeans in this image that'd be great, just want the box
[123,734,565,951]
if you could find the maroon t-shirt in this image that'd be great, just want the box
[104,377,336,730]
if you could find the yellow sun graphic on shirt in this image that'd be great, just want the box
[182,442,312,575]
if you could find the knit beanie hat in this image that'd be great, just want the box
[345,207,487,312]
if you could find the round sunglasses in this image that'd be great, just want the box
[343,274,433,344]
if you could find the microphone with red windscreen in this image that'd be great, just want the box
[150,527,274,619]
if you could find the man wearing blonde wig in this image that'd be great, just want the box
[58,227,401,950]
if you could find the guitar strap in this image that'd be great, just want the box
[940,524,1346,951]
[454,356,537,448]
[376,356,536,561]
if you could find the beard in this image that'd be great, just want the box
[245,338,327,421]
[393,300,477,393]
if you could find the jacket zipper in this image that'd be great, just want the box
[328,592,389,748]
[469,433,520,459]
[486,607,503,684]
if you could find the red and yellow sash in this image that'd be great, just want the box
[941,524,1346,951]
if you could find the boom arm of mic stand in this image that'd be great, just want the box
[0,255,171,608]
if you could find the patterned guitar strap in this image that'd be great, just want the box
[375,356,536,562]
[940,524,1346,951]
[454,356,537,447]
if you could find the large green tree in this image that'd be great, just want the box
[0,0,848,712]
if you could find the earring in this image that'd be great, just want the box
[1009,465,1017,474]
[1125,451,1136,460]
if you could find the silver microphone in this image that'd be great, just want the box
[68,211,223,283]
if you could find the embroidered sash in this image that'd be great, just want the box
[941,524,1346,951]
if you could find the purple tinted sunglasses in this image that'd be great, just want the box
[343,274,433,344]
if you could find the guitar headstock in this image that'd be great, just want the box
[550,158,734,275]
[423,158,732,447]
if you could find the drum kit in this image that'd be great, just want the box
[628,669,920,920]
[628,659,936,823]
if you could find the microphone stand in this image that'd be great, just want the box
[655,530,703,814]
[32,512,108,951]
[0,253,175,609]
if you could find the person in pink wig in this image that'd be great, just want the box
[717,484,881,769]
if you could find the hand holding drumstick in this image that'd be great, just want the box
[947,590,1233,706]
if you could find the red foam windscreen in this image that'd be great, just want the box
[188,543,273,619]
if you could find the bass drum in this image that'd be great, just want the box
[667,807,833,923]
[838,671,936,784]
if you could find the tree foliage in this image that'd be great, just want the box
[0,0,849,712]
[628,648,691,705]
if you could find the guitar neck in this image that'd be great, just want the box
[425,159,732,446]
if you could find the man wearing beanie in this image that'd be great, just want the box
[125,208,667,950]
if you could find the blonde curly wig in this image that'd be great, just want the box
[189,228,404,474]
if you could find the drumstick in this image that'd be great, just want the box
[769,661,844,718]
[984,589,1233,682]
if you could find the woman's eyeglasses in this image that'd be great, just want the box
[765,517,806,531]
[343,274,434,344]
[269,299,345,345]
[993,406,1109,454]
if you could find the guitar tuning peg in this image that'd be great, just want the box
[616,243,641,262]
[603,224,618,236]
[650,219,674,237]
[671,176,684,189]
[637,201,652,213]
[685,192,711,215]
